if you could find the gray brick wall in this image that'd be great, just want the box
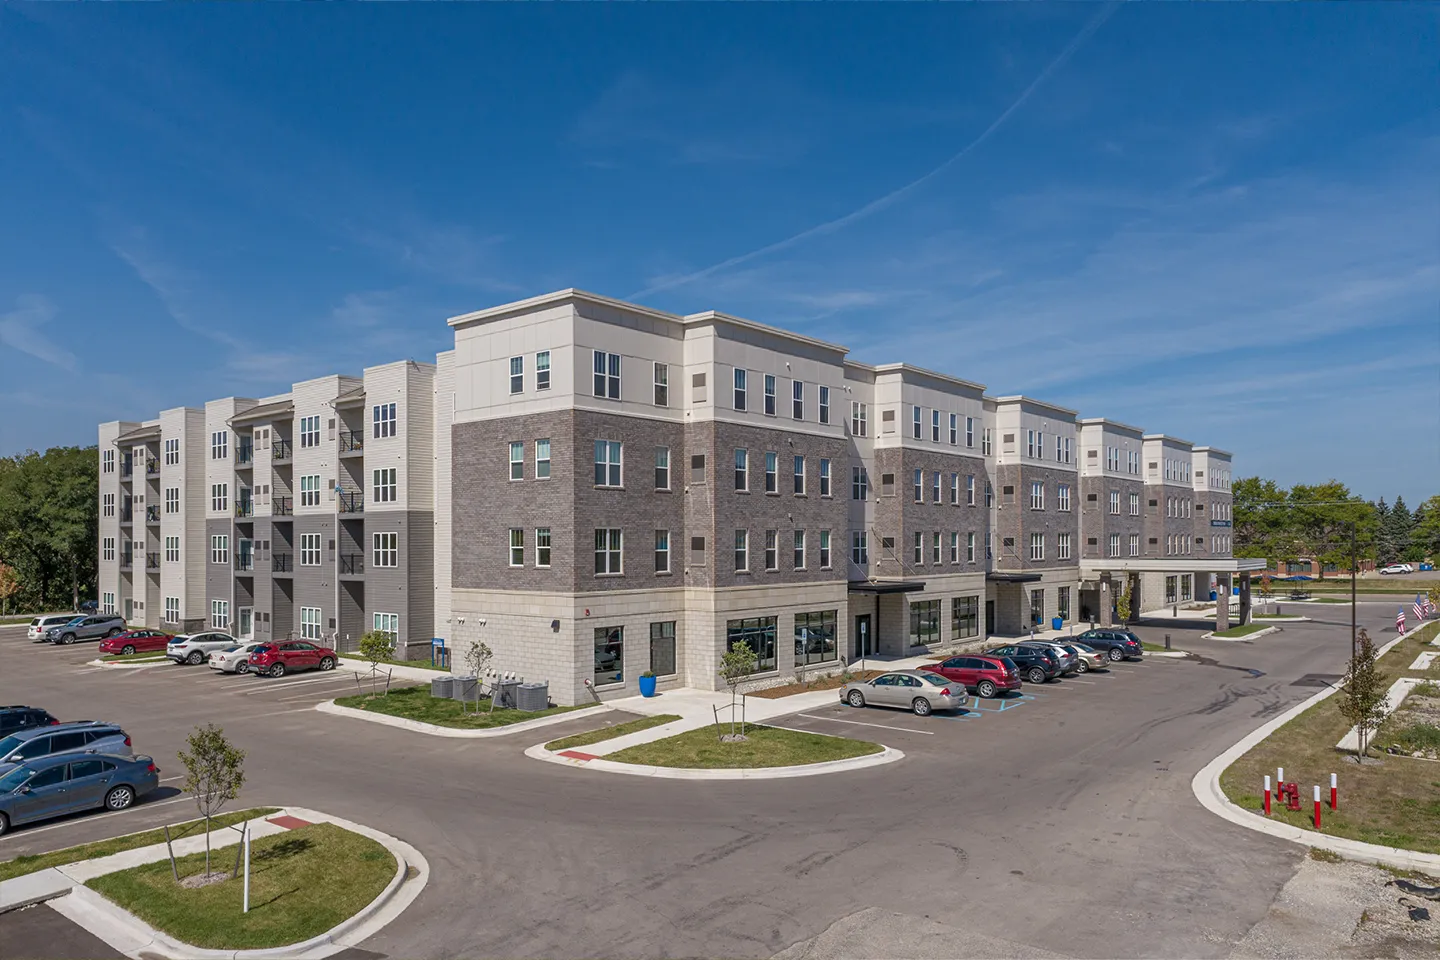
[992,465,1079,571]
[871,448,988,579]
[1079,476,1145,559]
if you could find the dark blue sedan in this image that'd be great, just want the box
[0,753,159,836]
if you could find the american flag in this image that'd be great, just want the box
[1397,608,1406,634]
[1416,594,1428,622]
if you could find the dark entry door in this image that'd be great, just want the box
[855,615,873,658]
[985,600,995,636]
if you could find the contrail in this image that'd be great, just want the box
[628,3,1120,302]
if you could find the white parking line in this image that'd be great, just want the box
[160,775,186,783]
[0,795,192,842]
[237,674,358,695]
[795,713,935,735]
[1061,679,1098,685]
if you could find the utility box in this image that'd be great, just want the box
[430,676,454,699]
[516,682,549,712]
[494,678,523,710]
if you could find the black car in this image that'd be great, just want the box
[0,707,59,739]
[1074,628,1144,662]
[984,645,1061,684]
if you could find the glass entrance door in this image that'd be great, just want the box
[238,607,253,639]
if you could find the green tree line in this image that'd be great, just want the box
[0,446,98,614]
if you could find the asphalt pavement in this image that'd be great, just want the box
[0,603,1410,958]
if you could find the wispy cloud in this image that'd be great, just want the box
[0,295,77,372]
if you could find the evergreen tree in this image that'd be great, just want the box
[1373,498,1395,565]
[1388,496,1417,562]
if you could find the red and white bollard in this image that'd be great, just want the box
[1313,785,1322,829]
[1330,772,1338,811]
[1263,775,1272,815]
[1278,766,1284,789]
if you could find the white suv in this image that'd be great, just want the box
[1379,563,1414,575]
[27,615,75,642]
[167,633,239,665]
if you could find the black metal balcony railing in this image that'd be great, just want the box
[272,553,293,572]
[119,551,133,569]
[337,490,364,514]
[237,444,253,466]
[146,553,160,570]
[120,458,133,478]
[272,496,293,517]
[235,501,254,519]
[119,508,133,524]
[339,431,364,454]
[272,439,292,462]
[146,505,161,523]
[146,459,160,476]
[234,555,253,572]
[340,554,364,575]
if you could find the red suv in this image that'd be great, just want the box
[98,630,174,656]
[921,655,1022,698]
[247,641,338,678]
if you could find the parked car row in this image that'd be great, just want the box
[163,634,340,678]
[28,614,128,645]
[840,628,1145,716]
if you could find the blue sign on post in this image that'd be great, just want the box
[1210,519,1232,527]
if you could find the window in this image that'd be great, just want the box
[1129,533,1140,557]
[165,536,179,563]
[509,529,524,566]
[967,531,977,562]
[211,600,230,630]
[593,350,621,399]
[727,617,777,672]
[932,409,941,442]
[102,449,115,473]
[1164,576,1178,604]
[851,402,867,437]
[985,481,993,508]
[816,528,833,572]
[653,362,669,406]
[953,596,979,639]
[948,412,958,445]
[536,439,552,480]
[533,527,551,568]
[373,532,397,568]
[734,449,749,491]
[165,487,179,514]
[296,475,317,507]
[654,447,668,489]
[1029,532,1045,561]
[211,483,228,512]
[103,537,115,561]
[764,375,777,415]
[211,534,229,564]
[949,532,959,563]
[1058,484,1071,512]
[912,405,923,439]
[818,458,831,497]
[793,455,805,495]
[1058,532,1072,560]
[372,468,397,504]
[932,531,942,565]
[536,350,551,391]
[164,439,179,465]
[300,533,321,566]
[594,440,622,487]
[734,530,749,572]
[593,626,624,686]
[851,531,868,566]
[913,469,923,503]
[733,368,748,410]
[654,530,670,573]
[372,612,399,641]
[1108,491,1121,515]
[793,530,806,569]
[164,597,179,622]
[852,466,868,501]
[508,356,525,394]
[373,402,397,439]
[594,528,623,575]
[1030,481,1044,510]
[932,471,941,503]
[211,431,228,460]
[299,416,320,448]
[795,610,837,666]
[300,606,321,640]
[1026,429,1037,458]
[644,621,676,677]
[818,386,830,424]
[104,493,114,517]
[909,599,940,646]
[913,531,924,564]
[764,452,778,493]
[792,380,804,419]
[1109,533,1121,558]
[1129,492,1141,516]
[764,530,778,571]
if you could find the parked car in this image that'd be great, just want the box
[78,600,99,613]
[1380,563,1414,575]
[0,753,160,836]
[247,640,339,678]
[166,633,240,665]
[27,615,75,642]
[1019,640,1080,675]
[207,642,270,675]
[984,644,1061,684]
[0,706,59,738]
[921,655,1022,698]
[0,721,132,774]
[97,629,173,657]
[44,615,127,645]
[1073,628,1144,662]
[1061,643,1106,673]
[839,669,963,716]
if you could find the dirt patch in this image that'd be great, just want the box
[746,670,884,699]
[179,871,231,889]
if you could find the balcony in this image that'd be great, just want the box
[146,505,161,524]
[338,490,364,514]
[339,554,364,576]
[237,444,253,467]
[146,553,160,570]
[234,555,254,573]
[146,459,160,477]
[119,551,133,570]
[339,431,364,456]
[235,501,254,519]
[119,508,133,525]
[120,457,133,479]
[272,553,293,574]
[272,439,293,463]
[272,496,293,517]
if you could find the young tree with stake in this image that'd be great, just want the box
[178,724,246,878]
[717,640,757,739]
[357,629,396,696]
[1338,628,1389,760]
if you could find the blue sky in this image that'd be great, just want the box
[1,4,1436,503]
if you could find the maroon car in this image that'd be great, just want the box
[98,629,174,656]
[248,640,339,678]
[921,655,1022,698]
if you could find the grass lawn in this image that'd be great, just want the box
[340,655,448,671]
[87,822,394,950]
[1211,623,1271,638]
[101,652,169,662]
[1220,621,1440,854]
[747,670,884,699]
[545,714,682,751]
[606,723,882,769]
[0,808,279,883]
[334,684,596,729]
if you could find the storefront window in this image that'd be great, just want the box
[649,621,676,677]
[794,611,837,666]
[909,600,940,646]
[1058,586,1071,621]
[1181,578,1192,601]
[1165,576,1178,604]
[726,617,777,672]
[1029,590,1045,626]
[594,626,624,687]
[951,596,979,638]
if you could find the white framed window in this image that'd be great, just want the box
[764,375,776,416]
[819,458,831,497]
[913,531,924,565]
[949,532,959,563]
[851,401,867,437]
[1109,533,1121,558]
[819,530,832,568]
[949,413,958,445]
[536,439,552,480]
[654,446,669,490]
[733,368,748,410]
[372,468,397,504]
[1129,533,1140,557]
[967,531,976,562]
[300,606,321,640]
[509,528,524,567]
[211,431,228,460]
[983,427,993,456]
[165,487,179,513]
[653,362,669,406]
[654,530,669,573]
[985,481,993,508]
[1030,481,1044,510]
[734,449,749,491]
[595,528,623,575]
[1030,533,1045,561]
[299,415,321,448]
[965,417,975,448]
[792,380,804,420]
[851,530,868,566]
[211,534,229,564]
[102,449,115,473]
[965,475,976,506]
[793,455,805,495]
[372,402,397,439]
[300,474,321,507]
[852,466,868,501]
[913,469,923,502]
[932,531,942,565]
[103,493,115,517]
[211,483,228,512]
[932,409,941,442]
[211,600,230,630]
[164,597,179,623]
[949,473,959,505]
[373,612,399,639]
[593,350,621,399]
[509,356,524,394]
[1026,429,1037,459]
[536,527,552,567]
[912,405,922,439]
[372,532,397,568]
[764,452,778,493]
[300,533,321,566]
[165,536,179,563]
[1109,491,1120,515]
[818,386,830,425]
[1058,483,1071,512]
[164,439,179,465]
[734,529,749,572]
[103,537,115,561]
[535,350,551,391]
[764,529,778,570]
[793,529,806,569]
[509,441,524,480]
[1130,492,1141,516]
[931,471,941,503]
[1058,533,1071,560]
[594,440,622,487]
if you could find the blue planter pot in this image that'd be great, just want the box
[638,675,657,698]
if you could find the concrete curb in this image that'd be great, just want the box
[87,657,170,670]
[315,698,607,738]
[1143,650,1190,659]
[1191,623,1440,874]
[1201,626,1281,642]
[44,806,429,960]
[1249,616,1313,623]
[523,741,905,780]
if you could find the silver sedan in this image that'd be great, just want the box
[839,669,964,716]
[207,642,268,674]
[1063,643,1107,673]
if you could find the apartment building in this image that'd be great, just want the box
[99,288,1262,704]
